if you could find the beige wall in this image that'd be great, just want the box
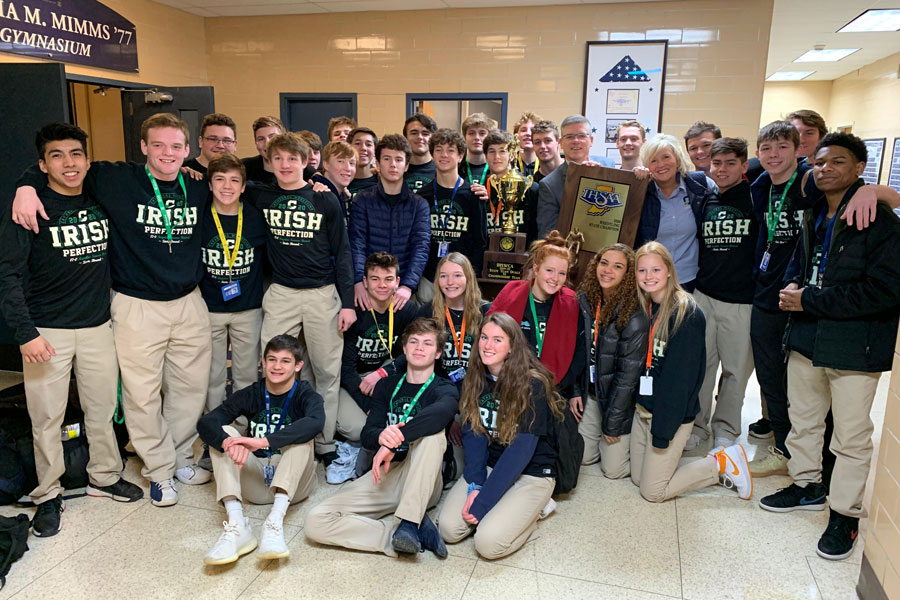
[759,80,833,129]
[0,0,207,86]
[205,0,773,153]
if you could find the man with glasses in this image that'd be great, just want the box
[185,114,238,175]
[537,115,614,238]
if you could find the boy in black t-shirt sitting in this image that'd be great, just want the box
[199,335,325,565]
[305,318,458,558]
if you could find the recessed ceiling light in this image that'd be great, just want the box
[766,71,815,81]
[794,48,860,62]
[838,9,900,32]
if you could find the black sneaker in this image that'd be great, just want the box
[817,509,859,560]
[418,514,448,558]
[316,451,340,468]
[759,482,827,513]
[391,519,422,554]
[86,478,144,502]
[748,417,773,440]
[32,495,64,537]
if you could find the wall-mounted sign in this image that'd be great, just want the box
[861,138,885,185]
[0,0,138,72]
[887,138,900,193]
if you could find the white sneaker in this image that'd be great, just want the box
[539,498,557,520]
[150,479,178,507]
[175,464,212,485]
[256,518,289,560]
[715,444,753,500]
[203,520,257,565]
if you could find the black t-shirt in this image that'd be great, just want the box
[184,157,207,175]
[348,175,378,200]
[244,182,354,308]
[480,377,556,478]
[199,202,268,313]
[459,159,490,186]
[485,179,539,244]
[242,155,277,185]
[695,181,758,304]
[419,178,488,279]
[405,160,436,194]
[520,293,551,353]
[0,188,111,344]
[343,302,419,374]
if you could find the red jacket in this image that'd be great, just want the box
[488,279,579,384]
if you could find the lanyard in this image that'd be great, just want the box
[814,208,839,283]
[433,176,462,233]
[466,162,489,186]
[264,380,298,456]
[145,166,187,251]
[210,203,243,282]
[644,311,660,373]
[370,297,394,355]
[390,373,435,423]
[445,307,466,358]
[592,298,602,347]
[528,291,546,357]
[517,154,539,176]
[766,170,798,245]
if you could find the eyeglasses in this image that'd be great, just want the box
[203,136,236,146]
[561,133,590,142]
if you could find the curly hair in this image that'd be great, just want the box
[460,313,565,445]
[577,244,639,330]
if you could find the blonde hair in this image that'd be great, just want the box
[430,253,484,333]
[634,241,698,345]
[640,134,691,177]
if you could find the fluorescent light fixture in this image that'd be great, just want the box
[766,71,815,81]
[794,48,860,62]
[838,9,900,32]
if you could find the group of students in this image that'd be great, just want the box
[2,105,899,568]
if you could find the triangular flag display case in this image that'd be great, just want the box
[599,56,652,82]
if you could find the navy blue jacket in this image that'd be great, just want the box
[635,172,714,248]
[348,182,431,290]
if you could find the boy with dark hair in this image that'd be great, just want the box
[296,130,323,181]
[616,120,646,170]
[0,123,143,536]
[328,116,357,142]
[200,154,268,430]
[689,137,757,453]
[244,132,356,468]
[684,121,722,174]
[513,111,542,177]
[747,110,829,184]
[416,129,487,304]
[761,133,900,561]
[311,141,358,227]
[339,252,419,447]
[484,129,539,242]
[242,116,285,185]
[13,113,213,506]
[185,113,238,174]
[349,134,430,312]
[198,334,325,564]
[531,120,563,184]
[347,127,379,198]
[305,318,457,558]
[458,112,494,186]
[403,113,438,193]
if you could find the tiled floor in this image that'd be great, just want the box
[0,370,888,600]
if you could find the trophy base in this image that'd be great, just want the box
[482,232,529,282]
[489,231,528,254]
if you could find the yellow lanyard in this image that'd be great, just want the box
[517,154,539,176]
[370,296,394,354]
[210,203,243,282]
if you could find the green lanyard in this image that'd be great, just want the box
[766,170,798,245]
[466,162,489,186]
[528,291,545,358]
[145,165,187,253]
[389,373,435,424]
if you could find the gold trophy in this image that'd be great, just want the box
[482,135,534,281]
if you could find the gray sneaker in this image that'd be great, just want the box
[748,446,789,478]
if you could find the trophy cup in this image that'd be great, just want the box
[481,136,534,281]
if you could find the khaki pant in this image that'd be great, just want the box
[207,309,262,412]
[579,395,630,479]
[786,352,880,518]
[111,289,212,482]
[261,283,342,454]
[414,277,434,307]
[693,290,754,441]
[24,322,122,504]
[439,469,554,560]
[630,406,719,502]
[304,433,445,556]
[210,426,316,504]
[337,386,369,443]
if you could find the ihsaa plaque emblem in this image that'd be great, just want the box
[579,185,623,217]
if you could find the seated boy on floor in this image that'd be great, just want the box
[197,334,325,565]
[305,318,458,558]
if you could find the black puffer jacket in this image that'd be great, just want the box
[577,292,649,437]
